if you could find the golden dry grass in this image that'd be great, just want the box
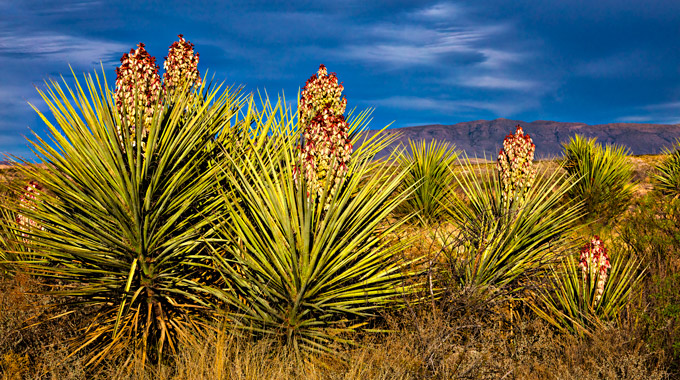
[0,155,678,379]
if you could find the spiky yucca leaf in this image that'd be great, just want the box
[444,157,583,292]
[532,246,644,336]
[6,69,244,366]
[211,102,421,354]
[562,135,635,223]
[653,140,680,197]
[395,139,459,226]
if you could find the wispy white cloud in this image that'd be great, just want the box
[0,33,127,66]
[477,48,526,69]
[412,2,462,20]
[616,115,680,124]
[460,75,538,90]
[341,22,506,68]
[616,101,680,124]
[370,95,536,116]
[644,101,680,111]
[326,4,542,98]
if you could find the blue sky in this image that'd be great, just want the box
[1,0,679,158]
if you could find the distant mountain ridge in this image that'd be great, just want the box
[365,118,680,159]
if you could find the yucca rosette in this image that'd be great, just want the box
[497,125,537,205]
[163,34,201,96]
[16,180,44,236]
[295,64,352,202]
[114,43,161,146]
[578,236,611,304]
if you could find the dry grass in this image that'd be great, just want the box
[0,156,677,379]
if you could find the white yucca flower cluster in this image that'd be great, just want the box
[295,64,352,204]
[114,35,201,148]
[578,236,611,305]
[497,125,537,206]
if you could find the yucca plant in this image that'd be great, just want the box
[395,139,459,226]
[210,92,421,354]
[561,135,635,223]
[652,139,680,197]
[3,57,247,366]
[443,156,583,293]
[532,237,644,336]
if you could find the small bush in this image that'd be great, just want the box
[561,134,635,224]
[621,195,680,374]
[652,140,680,197]
[395,139,459,226]
[211,92,423,355]
[532,236,644,336]
[442,155,582,294]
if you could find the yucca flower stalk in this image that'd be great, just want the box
[114,43,162,147]
[163,34,201,96]
[295,64,352,202]
[0,183,34,275]
[497,125,536,206]
[16,180,44,236]
[578,236,611,305]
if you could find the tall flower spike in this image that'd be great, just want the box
[16,181,44,237]
[163,34,201,96]
[578,236,611,305]
[114,43,161,147]
[497,125,537,206]
[295,64,352,204]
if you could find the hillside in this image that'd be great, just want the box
[365,118,680,159]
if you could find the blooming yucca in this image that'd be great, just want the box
[16,181,43,236]
[163,34,201,96]
[114,42,161,145]
[295,64,352,201]
[497,125,536,205]
[578,236,611,305]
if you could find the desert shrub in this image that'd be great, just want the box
[532,236,644,336]
[209,66,422,355]
[441,155,582,294]
[561,134,635,224]
[4,36,251,366]
[621,195,680,374]
[652,140,680,197]
[395,139,460,226]
[0,273,91,379]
